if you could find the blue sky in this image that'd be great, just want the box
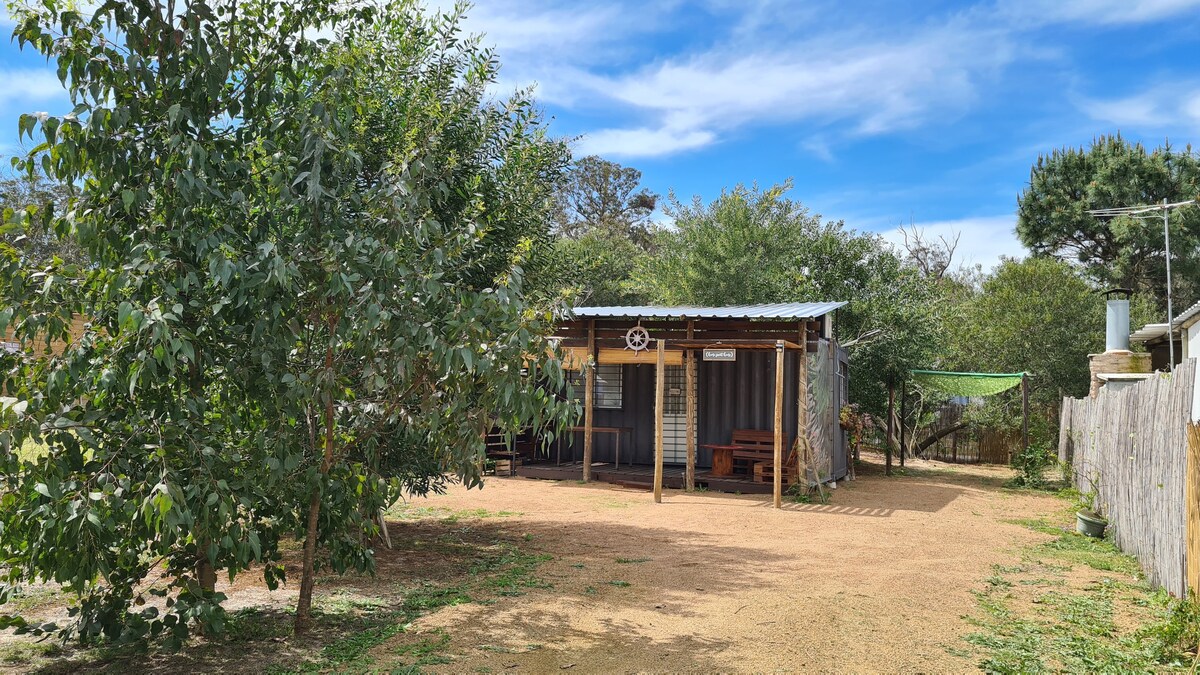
[4,0,1200,269]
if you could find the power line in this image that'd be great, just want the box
[1087,198,1199,372]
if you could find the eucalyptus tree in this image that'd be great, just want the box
[0,0,573,645]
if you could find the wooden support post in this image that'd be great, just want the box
[653,338,666,503]
[582,320,596,482]
[773,340,785,509]
[685,321,696,492]
[1187,423,1200,595]
[885,380,895,476]
[797,322,809,484]
[1020,373,1029,464]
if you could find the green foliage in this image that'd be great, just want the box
[0,163,85,269]
[552,231,650,305]
[1008,441,1057,489]
[0,0,574,646]
[553,155,658,246]
[940,257,1155,448]
[637,182,944,416]
[1017,134,1200,311]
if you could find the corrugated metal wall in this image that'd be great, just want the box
[566,342,849,481]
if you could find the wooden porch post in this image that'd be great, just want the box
[685,320,696,492]
[797,322,809,484]
[773,340,785,509]
[582,319,596,482]
[654,338,666,503]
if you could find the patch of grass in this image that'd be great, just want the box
[393,629,452,667]
[607,580,631,588]
[584,586,597,595]
[319,618,407,667]
[475,547,553,597]
[1004,517,1067,537]
[0,640,63,665]
[615,557,650,564]
[961,511,1200,672]
[1033,532,1143,576]
[2,583,65,614]
[386,504,521,521]
[402,583,473,613]
[223,607,294,643]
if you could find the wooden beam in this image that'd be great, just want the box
[597,347,683,366]
[654,339,666,503]
[773,340,785,509]
[582,320,595,483]
[685,320,696,492]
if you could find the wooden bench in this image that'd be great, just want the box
[701,429,778,477]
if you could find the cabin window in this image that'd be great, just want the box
[569,364,623,410]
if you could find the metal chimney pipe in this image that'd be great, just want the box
[1103,288,1133,352]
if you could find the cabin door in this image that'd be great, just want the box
[658,365,696,464]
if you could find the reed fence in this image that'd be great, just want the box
[1058,359,1198,596]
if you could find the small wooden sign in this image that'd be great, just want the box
[702,348,736,362]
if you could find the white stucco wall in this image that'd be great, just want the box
[1186,321,1200,361]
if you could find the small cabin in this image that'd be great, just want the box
[516,303,850,496]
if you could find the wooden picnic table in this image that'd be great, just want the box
[702,429,778,477]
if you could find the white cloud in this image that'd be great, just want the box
[997,0,1200,26]
[0,70,65,101]
[576,125,715,158]
[1078,82,1200,130]
[878,216,1026,271]
[1186,93,1200,122]
[562,22,1016,158]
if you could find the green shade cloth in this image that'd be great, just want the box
[910,370,1025,398]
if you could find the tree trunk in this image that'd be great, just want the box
[295,342,337,634]
[196,557,216,593]
[914,422,970,455]
[885,382,895,476]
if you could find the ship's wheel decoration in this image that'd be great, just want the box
[624,325,651,352]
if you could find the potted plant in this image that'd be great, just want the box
[1076,488,1107,538]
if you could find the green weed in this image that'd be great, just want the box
[962,512,1199,672]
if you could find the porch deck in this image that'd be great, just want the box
[512,460,774,495]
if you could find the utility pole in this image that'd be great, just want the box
[1087,198,1198,373]
[1164,198,1176,371]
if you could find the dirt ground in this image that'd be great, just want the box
[382,454,1066,673]
[1,454,1076,673]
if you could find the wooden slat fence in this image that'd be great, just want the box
[1058,358,1196,596]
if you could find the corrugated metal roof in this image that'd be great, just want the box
[1175,300,1200,328]
[1130,323,1171,342]
[570,302,847,320]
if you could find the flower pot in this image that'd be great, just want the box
[1076,509,1107,538]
